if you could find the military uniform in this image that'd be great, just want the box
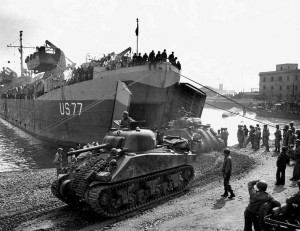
[244,180,280,231]
[53,148,63,176]
[276,147,290,185]
[262,125,270,152]
[221,150,235,198]
[291,142,300,181]
[274,126,282,152]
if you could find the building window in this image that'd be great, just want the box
[287,86,290,90]
[279,76,282,81]
[271,86,273,90]
[287,76,289,81]
[279,86,282,90]
[296,76,298,81]
[271,76,274,81]
[263,86,266,90]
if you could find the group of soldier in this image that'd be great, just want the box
[132,49,181,70]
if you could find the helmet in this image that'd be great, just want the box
[281,146,287,151]
[256,180,268,191]
[224,149,230,155]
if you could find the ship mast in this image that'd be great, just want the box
[7,31,35,76]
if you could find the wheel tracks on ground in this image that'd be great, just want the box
[0,202,66,231]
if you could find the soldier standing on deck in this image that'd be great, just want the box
[53,148,63,176]
[275,146,290,185]
[262,125,270,152]
[221,149,235,199]
[274,125,282,152]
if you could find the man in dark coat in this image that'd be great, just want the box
[168,51,174,63]
[274,125,282,152]
[221,149,235,199]
[161,49,167,62]
[244,180,281,231]
[290,139,300,181]
[275,146,290,185]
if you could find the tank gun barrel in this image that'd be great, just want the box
[66,143,109,156]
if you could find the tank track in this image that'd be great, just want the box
[88,165,194,217]
[71,156,108,197]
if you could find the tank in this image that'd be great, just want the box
[162,117,225,153]
[51,127,196,217]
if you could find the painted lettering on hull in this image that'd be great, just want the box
[59,102,83,116]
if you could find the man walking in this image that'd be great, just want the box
[221,149,235,199]
[237,125,244,148]
[244,180,281,231]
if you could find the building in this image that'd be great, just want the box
[259,63,300,101]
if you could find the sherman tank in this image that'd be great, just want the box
[51,125,196,217]
[162,117,225,153]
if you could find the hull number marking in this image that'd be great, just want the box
[59,102,83,116]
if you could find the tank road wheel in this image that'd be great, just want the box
[89,185,122,216]
[181,167,194,182]
[127,193,137,209]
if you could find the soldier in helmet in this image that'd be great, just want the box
[53,148,63,176]
[221,149,235,199]
[244,180,281,231]
[119,111,134,129]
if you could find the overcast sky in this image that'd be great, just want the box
[1,0,300,91]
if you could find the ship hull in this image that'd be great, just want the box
[0,63,206,146]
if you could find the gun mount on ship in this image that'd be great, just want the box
[51,124,196,217]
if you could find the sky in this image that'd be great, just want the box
[1,0,300,92]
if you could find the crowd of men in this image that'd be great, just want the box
[132,49,181,70]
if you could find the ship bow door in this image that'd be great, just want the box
[111,81,132,128]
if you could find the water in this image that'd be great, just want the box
[0,118,57,172]
[0,108,299,172]
[201,107,300,146]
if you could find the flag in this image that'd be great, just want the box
[135,19,139,36]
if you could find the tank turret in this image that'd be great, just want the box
[51,128,195,217]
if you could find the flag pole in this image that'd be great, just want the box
[136,18,139,55]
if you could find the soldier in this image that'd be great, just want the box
[244,125,255,148]
[275,146,290,185]
[288,129,296,147]
[132,53,137,65]
[221,149,235,199]
[244,180,281,231]
[155,51,162,62]
[285,180,300,214]
[290,139,300,181]
[176,61,181,70]
[223,128,229,147]
[290,122,296,133]
[253,127,260,150]
[274,125,282,152]
[149,50,155,62]
[296,130,300,140]
[53,148,63,176]
[237,125,244,148]
[119,111,134,129]
[283,125,290,147]
[262,125,270,152]
[142,53,148,62]
[161,49,167,62]
[168,51,174,63]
